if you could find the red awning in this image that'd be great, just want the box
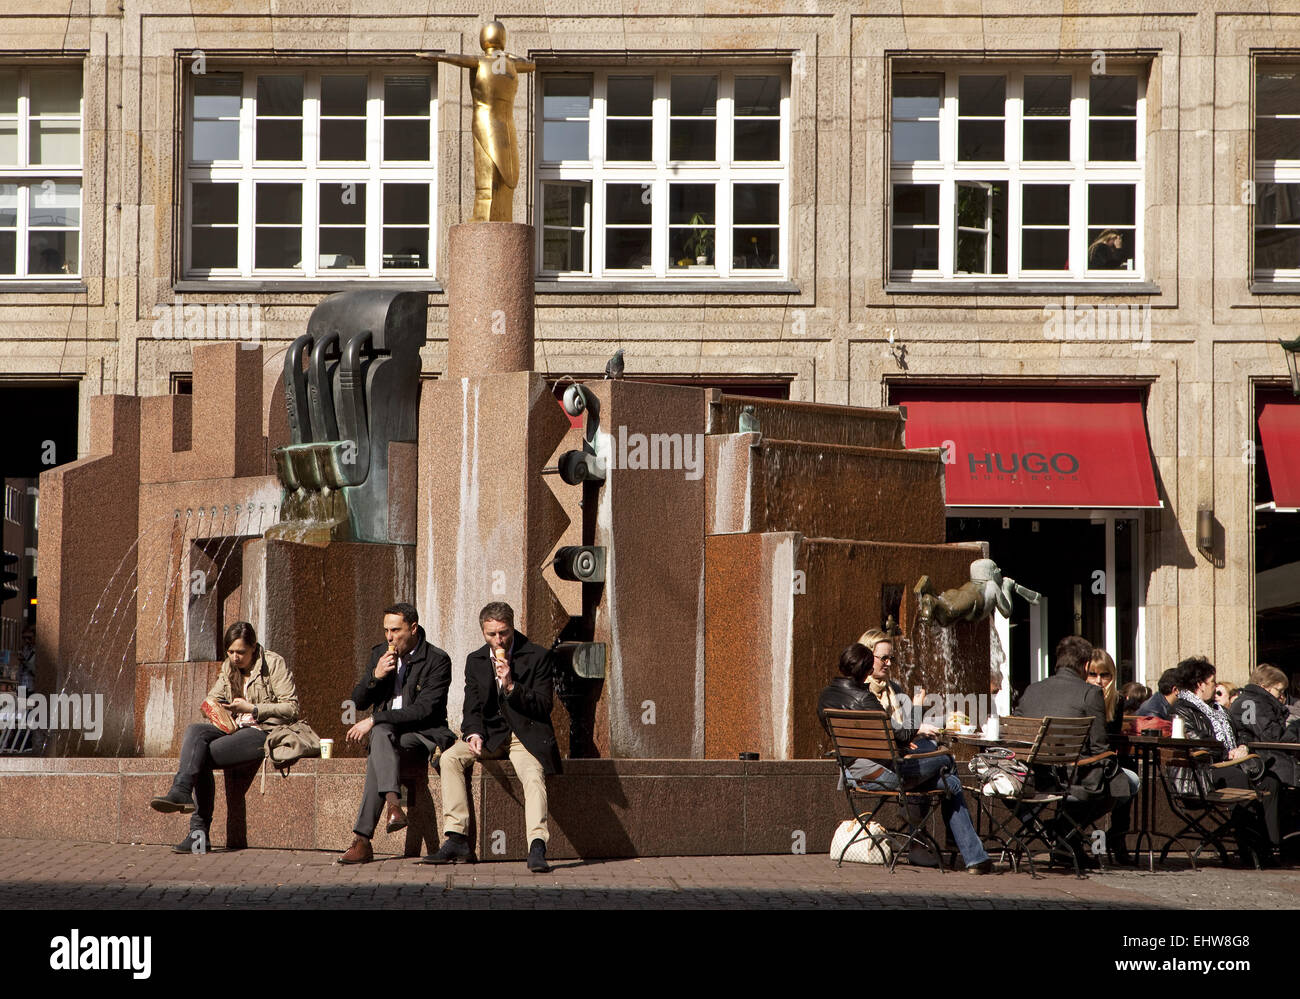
[1259,397,1300,509]
[892,388,1162,508]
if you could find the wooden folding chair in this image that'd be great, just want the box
[1157,744,1266,870]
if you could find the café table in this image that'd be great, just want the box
[1111,732,1222,870]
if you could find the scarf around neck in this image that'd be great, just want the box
[1177,689,1236,750]
[867,676,904,726]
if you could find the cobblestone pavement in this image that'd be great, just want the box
[1,838,1299,909]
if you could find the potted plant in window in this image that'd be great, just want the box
[685,212,712,266]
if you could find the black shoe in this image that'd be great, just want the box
[421,833,474,865]
[527,838,550,874]
[151,787,196,814]
[173,830,209,854]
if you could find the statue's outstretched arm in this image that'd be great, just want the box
[421,52,478,70]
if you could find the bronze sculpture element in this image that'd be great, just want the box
[423,21,535,222]
[914,558,1040,628]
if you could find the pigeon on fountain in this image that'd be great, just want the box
[604,348,625,380]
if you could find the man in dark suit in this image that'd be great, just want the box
[1016,634,1134,865]
[424,601,561,873]
[338,602,455,864]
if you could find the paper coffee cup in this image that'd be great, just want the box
[320,738,333,759]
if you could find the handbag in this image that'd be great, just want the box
[259,720,322,791]
[829,819,895,864]
[201,698,236,734]
[968,748,1029,797]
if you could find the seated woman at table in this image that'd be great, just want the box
[1121,682,1150,716]
[817,636,993,874]
[1230,665,1300,853]
[1086,649,1126,733]
[1171,655,1274,864]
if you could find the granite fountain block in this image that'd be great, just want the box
[707,393,906,450]
[133,660,222,756]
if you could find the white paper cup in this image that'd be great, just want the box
[320,738,333,760]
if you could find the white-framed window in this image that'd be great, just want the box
[184,68,437,278]
[0,66,82,279]
[1255,66,1300,279]
[536,67,789,280]
[889,65,1145,282]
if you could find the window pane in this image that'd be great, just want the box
[669,184,714,226]
[0,231,15,273]
[733,228,778,269]
[256,119,302,160]
[194,73,241,117]
[383,119,429,160]
[1022,185,1069,225]
[1024,76,1070,116]
[318,229,364,268]
[608,76,652,117]
[0,71,17,115]
[892,76,940,118]
[671,76,717,116]
[606,183,651,224]
[29,231,77,274]
[192,182,238,225]
[607,120,651,160]
[193,120,239,161]
[734,119,779,160]
[543,184,586,228]
[1022,230,1069,270]
[30,69,82,116]
[959,76,1005,116]
[1024,120,1069,160]
[541,229,586,272]
[892,229,938,270]
[955,182,1007,275]
[29,181,80,227]
[191,229,237,269]
[735,76,780,116]
[322,75,367,116]
[257,75,302,117]
[0,183,15,227]
[543,77,591,118]
[256,183,301,225]
[1088,184,1136,225]
[29,121,80,164]
[544,120,588,161]
[605,229,651,269]
[734,183,778,224]
[254,228,301,268]
[1258,71,1300,118]
[1087,229,1134,269]
[322,119,366,160]
[893,184,938,225]
[383,184,429,224]
[893,120,938,161]
[385,75,430,116]
[670,119,714,160]
[958,120,1003,160]
[1257,183,1300,226]
[1258,117,1300,161]
[319,183,366,225]
[1089,120,1136,161]
[1090,76,1137,116]
[1256,228,1300,270]
[382,229,427,268]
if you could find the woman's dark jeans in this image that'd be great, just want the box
[173,723,267,832]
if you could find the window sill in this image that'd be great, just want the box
[173,279,444,294]
[1249,282,1300,296]
[0,281,88,294]
[884,281,1160,296]
[535,279,800,295]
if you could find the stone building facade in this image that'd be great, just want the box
[0,1,1297,695]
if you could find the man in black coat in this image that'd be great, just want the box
[1016,634,1135,865]
[424,601,561,873]
[338,602,455,864]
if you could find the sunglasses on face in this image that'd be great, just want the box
[1086,671,1111,679]
[874,654,895,664]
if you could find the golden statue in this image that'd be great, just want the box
[423,21,535,222]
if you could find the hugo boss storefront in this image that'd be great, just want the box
[889,386,1163,708]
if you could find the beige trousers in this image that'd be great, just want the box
[440,734,549,846]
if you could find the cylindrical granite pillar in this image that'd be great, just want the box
[445,221,535,377]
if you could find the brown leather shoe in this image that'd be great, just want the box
[385,803,408,835]
[338,835,373,865]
